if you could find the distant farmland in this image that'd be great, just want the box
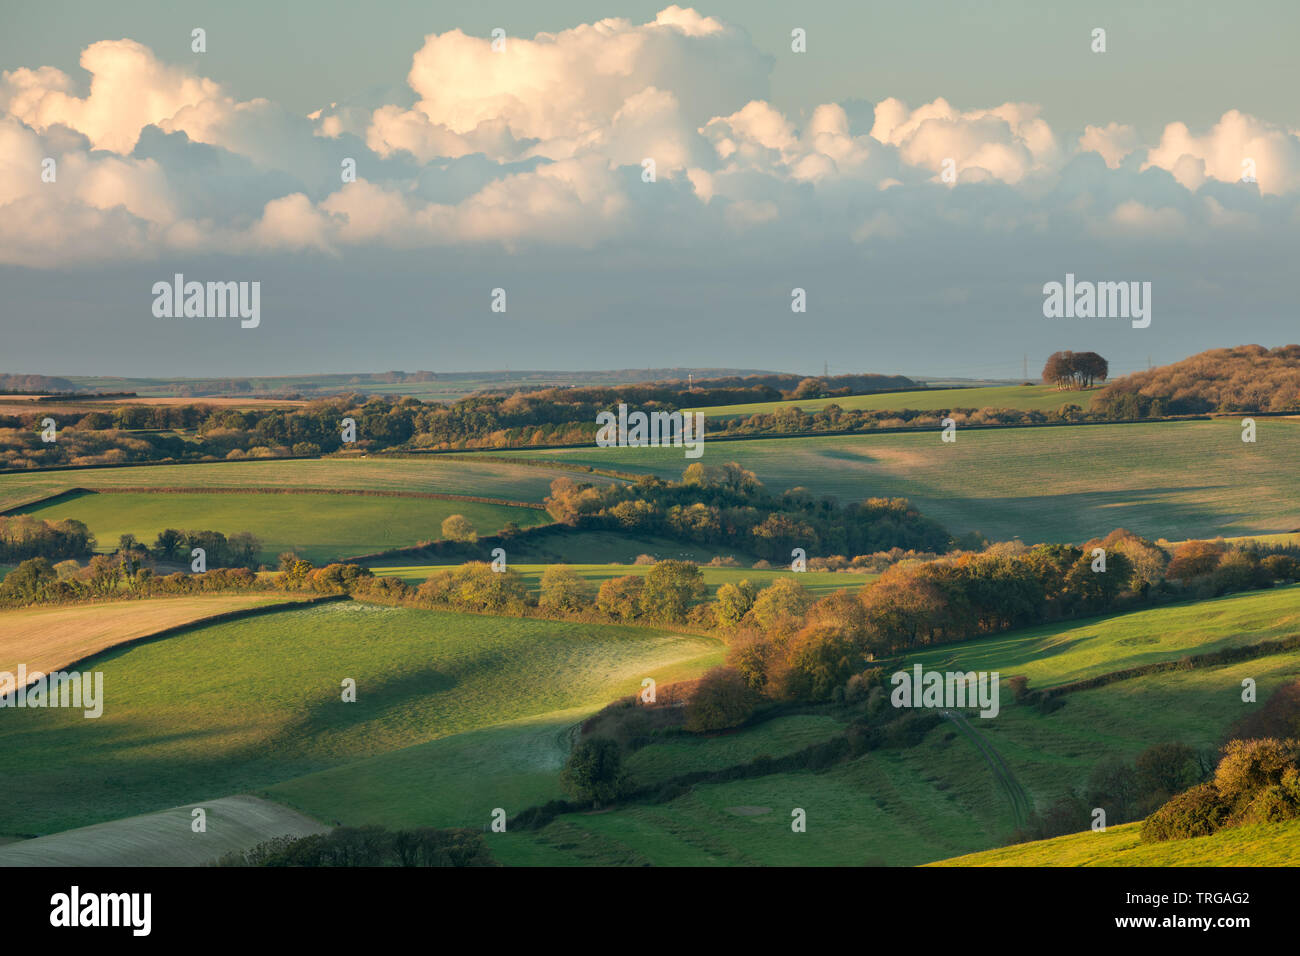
[696,384,1090,419]
[13,489,550,564]
[0,456,612,512]
[483,418,1300,544]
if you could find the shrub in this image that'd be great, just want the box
[748,577,811,630]
[1140,782,1228,842]
[596,575,644,621]
[713,579,758,629]
[440,514,477,543]
[1214,737,1300,809]
[684,667,757,732]
[639,560,705,622]
[538,565,592,613]
[560,738,628,807]
[1135,741,1202,810]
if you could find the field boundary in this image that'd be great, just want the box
[1,485,547,516]
[2,593,347,695]
[1037,631,1300,700]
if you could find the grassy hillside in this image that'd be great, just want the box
[488,647,1300,865]
[484,590,1300,866]
[266,709,585,831]
[371,562,874,599]
[696,384,1088,419]
[904,585,1300,690]
[14,490,548,564]
[930,819,1300,866]
[0,456,612,512]
[484,418,1300,544]
[0,601,720,837]
[0,594,313,692]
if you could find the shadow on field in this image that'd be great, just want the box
[266,664,459,746]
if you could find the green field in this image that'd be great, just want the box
[491,648,1300,865]
[0,456,611,512]
[371,562,874,599]
[905,585,1300,690]
[13,490,549,564]
[695,384,1090,419]
[480,418,1300,544]
[931,819,1300,866]
[0,601,721,836]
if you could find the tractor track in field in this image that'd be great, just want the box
[941,710,1032,830]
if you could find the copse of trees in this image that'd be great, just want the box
[151,528,261,570]
[0,515,95,562]
[1042,351,1109,390]
[0,548,381,607]
[544,466,952,562]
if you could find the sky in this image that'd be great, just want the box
[1,1,1298,380]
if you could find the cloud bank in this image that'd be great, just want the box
[2,6,1299,268]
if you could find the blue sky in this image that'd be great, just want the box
[1,2,1298,379]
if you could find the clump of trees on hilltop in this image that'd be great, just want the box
[1042,351,1109,390]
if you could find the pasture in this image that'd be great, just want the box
[0,455,610,512]
[484,418,1300,544]
[904,584,1300,690]
[12,489,549,564]
[695,384,1088,419]
[0,600,721,836]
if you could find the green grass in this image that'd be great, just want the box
[265,709,586,831]
[931,819,1300,866]
[904,585,1300,690]
[695,384,1089,419]
[0,456,612,512]
[622,714,846,788]
[492,589,1300,866]
[496,648,1300,865]
[12,490,548,564]
[483,418,1300,544]
[370,562,874,599]
[0,601,721,836]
